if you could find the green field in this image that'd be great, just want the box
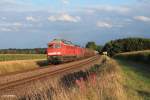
[114,50,150,64]
[115,51,150,100]
[117,60,150,100]
[0,54,46,62]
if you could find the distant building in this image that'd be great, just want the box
[102,51,107,55]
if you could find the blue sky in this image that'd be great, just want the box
[0,0,150,48]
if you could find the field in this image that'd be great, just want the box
[117,60,150,100]
[114,50,150,64]
[0,59,48,75]
[0,54,46,62]
[115,50,150,100]
[0,54,47,75]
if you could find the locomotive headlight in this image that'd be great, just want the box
[57,52,61,54]
[48,52,61,55]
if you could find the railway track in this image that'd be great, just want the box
[0,55,99,91]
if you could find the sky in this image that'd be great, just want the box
[0,0,150,48]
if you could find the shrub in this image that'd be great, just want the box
[102,38,150,56]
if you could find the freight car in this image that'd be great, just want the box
[47,39,96,64]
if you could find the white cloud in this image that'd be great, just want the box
[100,6,130,13]
[61,0,69,4]
[26,16,37,22]
[0,22,22,27]
[0,27,12,32]
[97,21,112,28]
[96,20,125,28]
[82,5,130,14]
[136,0,150,3]
[48,14,81,23]
[0,22,22,32]
[13,22,22,27]
[1,17,7,20]
[134,16,150,22]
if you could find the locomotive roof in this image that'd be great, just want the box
[51,39,80,47]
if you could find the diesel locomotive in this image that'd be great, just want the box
[47,39,96,64]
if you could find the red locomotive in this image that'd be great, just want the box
[47,39,96,64]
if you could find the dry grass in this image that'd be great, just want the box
[0,59,46,75]
[0,54,47,75]
[52,56,126,100]
[0,56,127,100]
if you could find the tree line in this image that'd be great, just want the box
[85,42,102,53]
[102,38,150,56]
[0,42,103,54]
[0,38,149,55]
[0,48,46,54]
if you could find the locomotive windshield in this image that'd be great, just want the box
[48,43,61,48]
[48,44,53,48]
[54,44,61,48]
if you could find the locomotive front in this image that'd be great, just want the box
[47,39,63,64]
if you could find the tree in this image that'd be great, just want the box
[96,45,103,53]
[102,38,150,56]
[86,42,97,50]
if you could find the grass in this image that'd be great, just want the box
[0,54,46,62]
[115,50,150,100]
[117,60,150,100]
[0,59,48,75]
[0,54,47,75]
[114,50,150,64]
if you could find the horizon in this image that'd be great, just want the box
[0,37,149,49]
[0,0,150,49]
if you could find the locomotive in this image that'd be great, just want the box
[47,39,96,64]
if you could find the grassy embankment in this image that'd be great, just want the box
[7,56,126,100]
[114,50,150,100]
[0,54,47,75]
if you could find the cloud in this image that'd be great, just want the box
[1,17,7,20]
[134,16,150,22]
[61,0,69,5]
[0,0,44,12]
[0,27,12,32]
[0,22,22,32]
[0,22,22,27]
[26,16,37,22]
[97,21,113,28]
[81,5,130,15]
[136,0,150,3]
[13,22,22,27]
[48,14,81,23]
[96,20,125,28]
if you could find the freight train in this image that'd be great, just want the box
[47,39,96,64]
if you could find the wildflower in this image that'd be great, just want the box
[75,77,86,91]
[89,73,97,87]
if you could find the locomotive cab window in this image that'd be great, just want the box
[48,44,53,48]
[54,44,61,48]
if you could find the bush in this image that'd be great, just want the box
[102,38,150,56]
